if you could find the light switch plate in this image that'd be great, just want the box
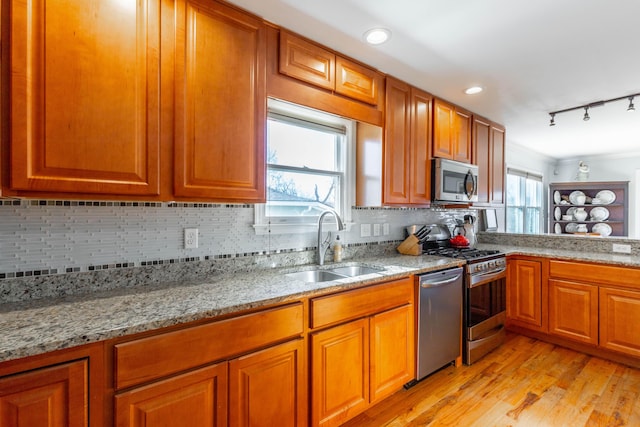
[383,223,390,235]
[360,224,371,237]
[373,223,381,236]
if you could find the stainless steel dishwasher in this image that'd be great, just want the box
[416,266,463,381]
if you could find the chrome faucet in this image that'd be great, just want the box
[317,210,346,265]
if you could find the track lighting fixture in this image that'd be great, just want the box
[548,92,640,125]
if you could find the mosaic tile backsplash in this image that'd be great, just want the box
[0,200,474,278]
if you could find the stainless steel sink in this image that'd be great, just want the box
[284,270,346,283]
[284,264,386,283]
[327,265,385,277]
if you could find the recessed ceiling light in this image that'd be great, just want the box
[465,86,483,95]
[363,28,391,45]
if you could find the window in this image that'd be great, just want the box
[254,99,354,234]
[506,168,543,234]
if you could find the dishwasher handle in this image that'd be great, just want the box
[420,275,462,288]
[418,267,463,288]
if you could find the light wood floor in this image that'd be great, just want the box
[342,333,640,426]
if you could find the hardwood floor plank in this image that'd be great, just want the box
[340,333,640,427]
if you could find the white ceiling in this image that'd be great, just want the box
[227,0,640,160]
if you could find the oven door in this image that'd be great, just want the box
[465,267,506,364]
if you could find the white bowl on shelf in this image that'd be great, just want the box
[590,207,610,221]
[569,191,586,205]
[595,190,616,205]
[592,223,612,237]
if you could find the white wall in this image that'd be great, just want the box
[505,142,557,232]
[553,152,640,237]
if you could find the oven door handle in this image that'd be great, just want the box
[420,275,462,288]
[469,267,507,288]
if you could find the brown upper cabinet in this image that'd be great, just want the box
[433,98,472,164]
[4,0,162,197]
[173,0,266,202]
[2,0,266,203]
[383,77,432,206]
[473,116,505,205]
[279,30,382,106]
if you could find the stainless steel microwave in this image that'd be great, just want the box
[432,158,478,203]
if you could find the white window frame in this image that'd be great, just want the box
[506,168,544,234]
[254,99,355,235]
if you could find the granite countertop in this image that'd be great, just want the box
[0,255,464,363]
[478,244,640,267]
[3,241,638,364]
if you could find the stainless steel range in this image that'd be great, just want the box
[424,246,507,365]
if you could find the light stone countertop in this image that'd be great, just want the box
[0,255,464,363]
[3,243,638,364]
[477,244,640,267]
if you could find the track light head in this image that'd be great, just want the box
[549,113,556,126]
[628,96,635,112]
[583,107,590,121]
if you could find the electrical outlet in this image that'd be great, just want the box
[383,223,390,235]
[373,223,381,236]
[360,223,371,237]
[612,243,631,254]
[184,228,199,249]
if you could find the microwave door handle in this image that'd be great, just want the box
[464,170,476,200]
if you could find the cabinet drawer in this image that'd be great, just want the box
[335,56,382,105]
[549,260,640,290]
[115,303,303,390]
[310,278,413,329]
[279,30,335,90]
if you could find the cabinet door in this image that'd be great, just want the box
[433,99,454,159]
[472,117,491,204]
[311,319,369,427]
[409,87,432,204]
[174,0,266,202]
[507,259,546,331]
[0,359,87,427]
[548,279,598,345]
[600,287,640,357]
[115,362,228,427]
[335,57,381,106]
[370,305,415,403]
[490,124,505,204]
[229,339,306,427]
[279,30,335,90]
[453,108,472,163]
[8,0,161,196]
[383,77,411,204]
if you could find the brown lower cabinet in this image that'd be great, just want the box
[0,343,103,427]
[309,278,415,427]
[507,256,640,366]
[0,277,415,426]
[115,339,305,427]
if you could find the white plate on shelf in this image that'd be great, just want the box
[569,190,586,205]
[592,223,612,237]
[590,206,610,221]
[565,222,579,233]
[595,190,616,205]
[553,190,561,204]
[554,223,562,234]
[566,207,576,217]
[554,206,561,221]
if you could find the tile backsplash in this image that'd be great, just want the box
[0,199,475,278]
